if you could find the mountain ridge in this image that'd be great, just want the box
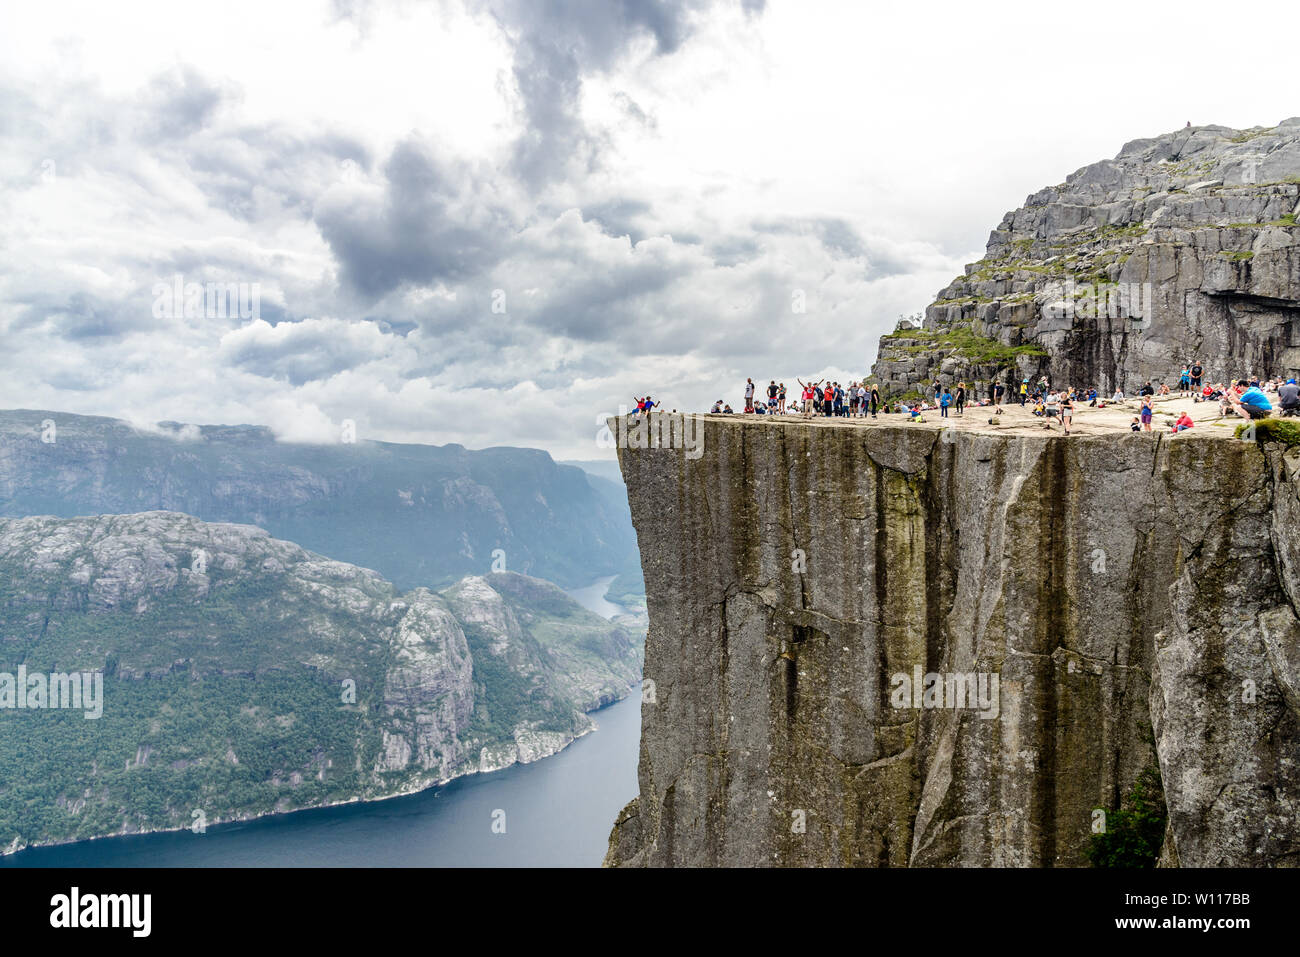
[0,408,639,592]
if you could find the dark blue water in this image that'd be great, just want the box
[2,580,643,867]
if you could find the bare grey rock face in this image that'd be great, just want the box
[872,120,1300,399]
[605,415,1300,867]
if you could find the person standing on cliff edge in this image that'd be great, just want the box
[744,377,755,412]
[870,383,880,418]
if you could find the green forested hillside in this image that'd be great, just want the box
[0,513,641,852]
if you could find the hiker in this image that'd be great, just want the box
[1044,389,1060,427]
[1140,395,1154,431]
[955,382,966,416]
[767,380,778,411]
[1232,380,1272,419]
[993,380,1005,412]
[1061,392,1074,435]
[1179,365,1191,396]
[797,379,817,418]
[744,378,755,412]
[870,383,880,418]
[778,382,787,413]
[1171,411,1195,433]
[1020,379,1029,406]
[940,389,951,418]
[1278,378,1300,416]
[1190,359,1203,392]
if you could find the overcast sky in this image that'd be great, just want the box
[2,0,1298,460]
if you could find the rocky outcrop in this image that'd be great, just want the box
[605,414,1300,866]
[871,120,1300,399]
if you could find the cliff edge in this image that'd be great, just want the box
[605,414,1300,866]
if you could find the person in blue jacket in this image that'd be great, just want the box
[1234,380,1272,419]
[939,389,952,418]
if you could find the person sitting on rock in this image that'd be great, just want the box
[1171,411,1195,433]
[1232,380,1273,420]
[1278,379,1300,416]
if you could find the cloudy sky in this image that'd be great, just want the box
[2,0,1297,459]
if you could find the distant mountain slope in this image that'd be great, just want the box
[0,410,638,590]
[558,460,645,604]
[559,459,625,485]
[0,512,642,853]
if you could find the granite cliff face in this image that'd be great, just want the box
[872,120,1300,399]
[0,512,641,852]
[605,415,1300,866]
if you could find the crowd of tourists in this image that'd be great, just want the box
[710,360,1300,435]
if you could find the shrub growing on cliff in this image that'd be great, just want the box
[1086,765,1167,868]
[878,327,1047,364]
[1235,419,1300,446]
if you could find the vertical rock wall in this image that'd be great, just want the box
[605,415,1300,867]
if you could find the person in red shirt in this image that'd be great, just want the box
[1171,411,1195,433]
[797,379,819,418]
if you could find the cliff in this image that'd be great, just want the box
[604,414,1300,866]
[0,512,641,852]
[871,120,1300,399]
